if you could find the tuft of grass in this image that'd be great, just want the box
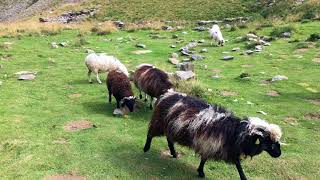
[307,33,320,42]
[270,26,296,37]
[296,42,310,49]
[172,79,208,99]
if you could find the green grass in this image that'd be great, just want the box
[1,21,320,179]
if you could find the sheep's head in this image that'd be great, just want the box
[120,96,136,113]
[240,117,282,158]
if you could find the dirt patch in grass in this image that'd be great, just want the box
[221,91,237,97]
[284,117,298,126]
[307,99,320,105]
[44,174,86,180]
[241,64,255,68]
[68,93,82,98]
[64,120,94,132]
[294,48,309,54]
[304,112,320,121]
[312,57,320,63]
[160,149,184,159]
[266,90,280,97]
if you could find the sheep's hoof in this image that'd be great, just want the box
[89,81,93,84]
[197,171,205,178]
[139,94,143,99]
[143,145,150,152]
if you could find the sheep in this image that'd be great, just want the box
[143,91,282,179]
[133,64,173,109]
[107,70,136,113]
[209,24,225,46]
[85,53,129,84]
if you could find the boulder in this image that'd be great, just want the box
[175,71,195,80]
[177,62,194,71]
[221,56,234,60]
[190,54,205,61]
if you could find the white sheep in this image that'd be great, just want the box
[209,24,225,46]
[85,53,129,84]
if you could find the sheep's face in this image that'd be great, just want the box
[121,96,136,113]
[260,135,281,158]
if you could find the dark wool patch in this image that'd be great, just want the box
[107,70,134,101]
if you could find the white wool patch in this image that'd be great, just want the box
[193,135,223,158]
[248,117,282,142]
[136,63,154,69]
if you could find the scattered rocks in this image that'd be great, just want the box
[232,47,240,51]
[221,56,234,60]
[190,54,205,61]
[193,26,206,31]
[64,120,94,132]
[51,42,58,49]
[136,43,146,48]
[271,75,288,82]
[175,71,195,80]
[266,90,280,97]
[177,62,194,71]
[131,50,152,55]
[39,8,96,24]
[200,48,208,53]
[15,71,37,81]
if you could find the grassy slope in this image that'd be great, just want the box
[0,21,320,179]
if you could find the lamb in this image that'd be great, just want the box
[133,64,173,109]
[107,70,136,113]
[209,24,225,46]
[85,53,129,84]
[143,91,282,179]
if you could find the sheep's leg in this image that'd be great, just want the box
[95,72,102,84]
[116,100,120,109]
[143,136,152,152]
[197,158,207,178]
[166,138,177,158]
[144,93,148,102]
[235,159,247,180]
[149,96,153,110]
[88,70,92,83]
[108,91,112,103]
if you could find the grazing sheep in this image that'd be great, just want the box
[107,70,136,113]
[85,53,129,84]
[144,91,282,179]
[133,64,173,109]
[209,24,225,46]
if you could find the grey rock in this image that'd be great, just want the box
[200,48,208,53]
[255,45,263,51]
[171,53,179,59]
[271,75,288,82]
[51,42,58,49]
[59,42,67,47]
[162,26,174,31]
[136,43,146,48]
[198,39,205,43]
[181,50,191,56]
[175,71,195,80]
[169,58,179,65]
[281,32,291,38]
[172,34,179,39]
[190,54,205,61]
[193,26,207,31]
[232,47,241,51]
[246,33,258,39]
[170,45,176,48]
[245,50,254,55]
[221,56,234,60]
[114,21,125,28]
[15,71,37,81]
[178,62,194,71]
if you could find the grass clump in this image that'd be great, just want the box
[172,79,208,99]
[307,33,320,42]
[296,42,310,49]
[270,26,295,37]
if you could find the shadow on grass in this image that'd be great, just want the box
[69,79,94,85]
[103,142,202,179]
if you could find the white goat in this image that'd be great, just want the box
[85,53,129,84]
[209,24,225,46]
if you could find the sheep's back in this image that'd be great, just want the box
[107,70,133,99]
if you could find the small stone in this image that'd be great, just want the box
[171,53,179,59]
[232,47,240,51]
[271,75,288,82]
[190,54,205,61]
[221,56,234,60]
[170,45,176,48]
[172,34,179,39]
[178,62,194,71]
[86,49,95,53]
[198,39,205,43]
[193,26,206,31]
[224,24,232,29]
[222,51,230,54]
[281,32,291,38]
[255,45,263,51]
[113,108,124,116]
[200,48,208,53]
[169,58,179,65]
[182,31,188,34]
[246,33,258,39]
[162,26,174,31]
[51,42,58,49]
[18,74,36,80]
[59,42,67,47]
[136,43,146,48]
[245,50,254,55]
[181,51,190,56]
[114,21,125,28]
[212,75,220,79]
[175,71,195,80]
[257,111,267,115]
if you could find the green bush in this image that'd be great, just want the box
[307,34,320,42]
